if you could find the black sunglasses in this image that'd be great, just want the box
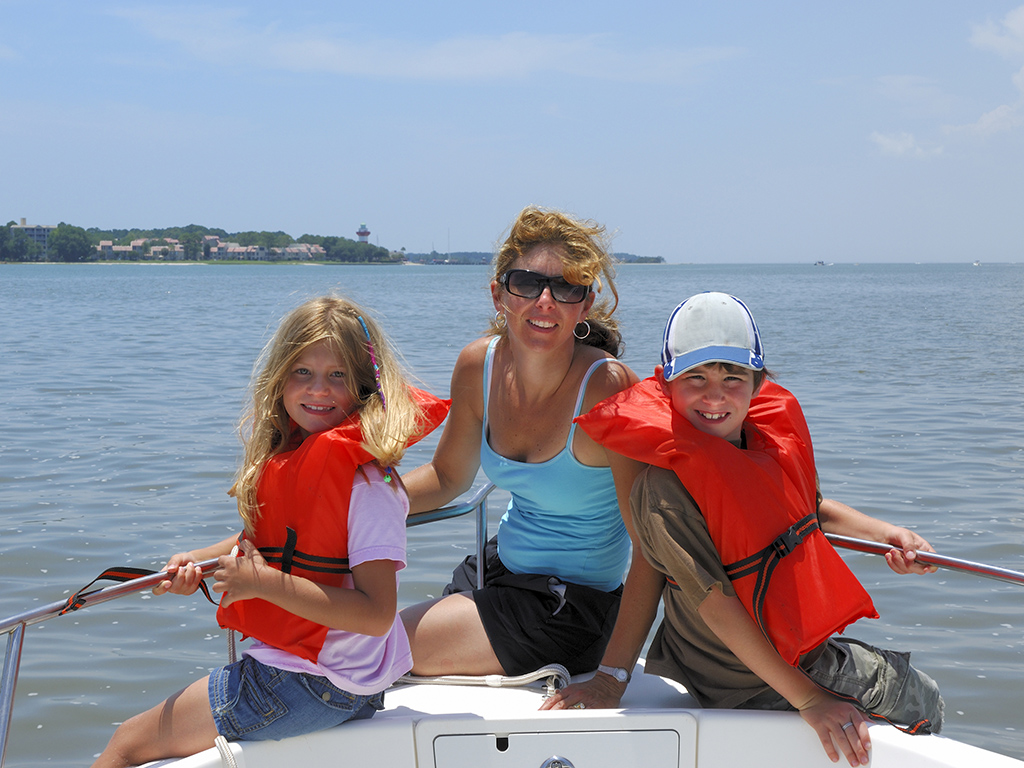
[500,269,591,304]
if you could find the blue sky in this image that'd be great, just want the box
[2,2,1022,262]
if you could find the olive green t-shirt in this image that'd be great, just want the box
[632,465,775,709]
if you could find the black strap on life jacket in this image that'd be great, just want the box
[59,566,218,616]
[258,526,351,578]
[722,512,821,645]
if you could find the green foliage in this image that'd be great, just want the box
[1,222,39,261]
[232,231,295,249]
[47,223,93,262]
[615,252,665,264]
[179,232,203,260]
[6,221,467,264]
[87,224,230,247]
[298,234,395,263]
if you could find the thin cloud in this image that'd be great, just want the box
[0,43,18,60]
[869,131,942,158]
[949,98,1024,137]
[874,75,953,118]
[109,6,742,83]
[950,8,1024,136]
[970,5,1024,60]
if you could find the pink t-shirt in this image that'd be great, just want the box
[243,464,412,694]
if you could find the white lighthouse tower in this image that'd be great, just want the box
[356,223,370,243]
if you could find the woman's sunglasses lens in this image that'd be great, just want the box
[507,271,542,297]
[506,271,588,303]
[552,283,587,303]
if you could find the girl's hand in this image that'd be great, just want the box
[154,552,204,596]
[796,689,870,766]
[214,539,268,607]
[883,526,937,575]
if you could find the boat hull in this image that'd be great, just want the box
[143,664,1024,768]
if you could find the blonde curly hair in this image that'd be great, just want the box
[489,206,622,356]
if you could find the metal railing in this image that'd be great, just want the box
[0,482,497,768]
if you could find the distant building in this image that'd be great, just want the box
[356,223,370,243]
[11,218,56,257]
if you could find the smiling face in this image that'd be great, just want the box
[659,362,758,444]
[282,339,358,439]
[492,243,595,350]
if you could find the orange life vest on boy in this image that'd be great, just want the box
[575,378,877,666]
[216,389,449,664]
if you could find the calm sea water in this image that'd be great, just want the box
[1,262,1022,765]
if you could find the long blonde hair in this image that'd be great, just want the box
[489,206,622,356]
[232,296,423,531]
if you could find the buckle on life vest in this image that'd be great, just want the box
[771,528,803,558]
[770,514,820,559]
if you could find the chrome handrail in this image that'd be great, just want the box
[0,482,497,768]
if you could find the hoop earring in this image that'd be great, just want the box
[494,311,506,328]
[573,320,591,340]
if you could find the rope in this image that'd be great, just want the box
[395,664,571,698]
[214,736,238,768]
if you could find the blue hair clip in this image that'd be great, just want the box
[357,316,387,412]
[357,315,392,482]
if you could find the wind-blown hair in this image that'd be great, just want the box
[232,296,421,532]
[489,206,623,356]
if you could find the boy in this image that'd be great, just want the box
[543,292,943,768]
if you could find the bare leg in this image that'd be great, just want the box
[401,592,504,675]
[91,675,220,768]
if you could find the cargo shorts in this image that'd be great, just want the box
[743,636,944,733]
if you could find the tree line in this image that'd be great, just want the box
[0,221,395,263]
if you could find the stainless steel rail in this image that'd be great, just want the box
[826,533,1024,586]
[0,482,497,768]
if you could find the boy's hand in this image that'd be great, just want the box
[214,539,268,607]
[538,673,627,711]
[796,689,870,766]
[153,552,204,596]
[884,526,937,575]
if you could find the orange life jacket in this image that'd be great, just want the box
[216,388,450,663]
[575,378,877,666]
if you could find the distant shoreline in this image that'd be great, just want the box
[1,258,672,267]
[1,259,409,266]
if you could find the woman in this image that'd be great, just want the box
[400,206,644,677]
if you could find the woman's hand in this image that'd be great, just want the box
[795,689,870,766]
[213,539,268,607]
[539,673,627,711]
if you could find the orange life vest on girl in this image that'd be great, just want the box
[216,388,449,664]
[575,377,877,666]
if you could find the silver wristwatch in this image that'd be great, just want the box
[597,664,631,683]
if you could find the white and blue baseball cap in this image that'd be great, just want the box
[661,292,764,381]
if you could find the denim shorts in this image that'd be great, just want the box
[209,656,384,741]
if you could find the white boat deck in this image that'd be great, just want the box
[149,662,1024,768]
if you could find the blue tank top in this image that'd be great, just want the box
[480,336,629,592]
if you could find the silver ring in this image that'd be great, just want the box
[571,702,586,709]
[842,721,855,731]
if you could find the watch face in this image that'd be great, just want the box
[600,665,628,682]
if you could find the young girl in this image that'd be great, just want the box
[91,296,449,768]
